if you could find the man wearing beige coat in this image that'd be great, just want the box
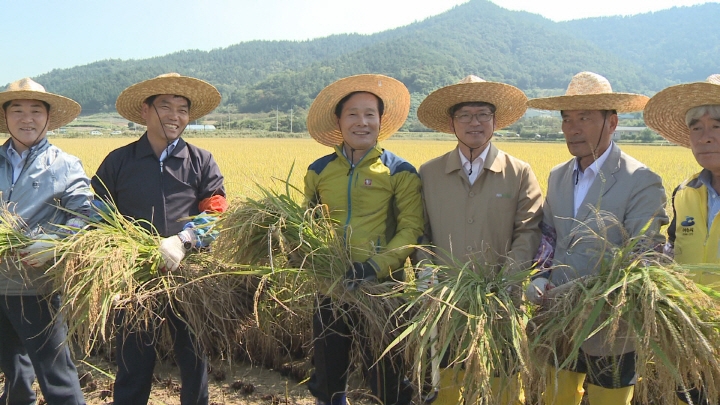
[416,75,543,405]
[525,72,668,405]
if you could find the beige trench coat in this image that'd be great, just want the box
[418,143,543,272]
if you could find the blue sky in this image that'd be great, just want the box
[1,0,715,85]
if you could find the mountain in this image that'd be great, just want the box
[558,3,720,85]
[27,0,719,116]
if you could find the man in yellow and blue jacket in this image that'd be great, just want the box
[303,74,423,405]
[645,74,720,405]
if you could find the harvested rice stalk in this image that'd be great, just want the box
[48,201,272,356]
[388,254,533,405]
[45,201,164,353]
[529,234,720,405]
[215,178,413,385]
[0,205,31,258]
[166,254,268,356]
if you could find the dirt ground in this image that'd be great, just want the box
[12,356,378,405]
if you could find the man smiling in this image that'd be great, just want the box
[415,75,542,405]
[93,73,226,405]
[0,78,90,405]
[304,74,422,405]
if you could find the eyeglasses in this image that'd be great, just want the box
[454,112,494,123]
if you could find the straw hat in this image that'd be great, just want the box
[0,78,81,133]
[527,72,649,113]
[307,74,410,147]
[644,74,720,148]
[116,73,221,125]
[417,75,527,133]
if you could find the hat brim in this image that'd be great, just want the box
[116,76,221,125]
[307,74,410,147]
[527,93,648,113]
[417,82,527,133]
[0,91,81,133]
[644,82,720,148]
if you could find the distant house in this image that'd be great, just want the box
[186,124,216,131]
[613,126,647,140]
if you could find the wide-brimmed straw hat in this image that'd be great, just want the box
[527,71,649,113]
[0,78,81,133]
[307,74,410,147]
[116,73,221,125]
[417,75,527,133]
[644,74,720,148]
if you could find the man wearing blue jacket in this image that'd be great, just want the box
[0,78,91,405]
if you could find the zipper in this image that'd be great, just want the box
[7,147,37,201]
[159,158,168,234]
[342,148,375,238]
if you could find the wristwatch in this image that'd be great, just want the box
[178,232,193,251]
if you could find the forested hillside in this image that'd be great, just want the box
[25,0,717,115]
[559,3,720,83]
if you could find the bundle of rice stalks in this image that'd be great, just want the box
[165,254,268,357]
[0,205,31,258]
[45,202,164,353]
[529,233,720,404]
[389,255,532,405]
[45,201,263,356]
[214,177,413,384]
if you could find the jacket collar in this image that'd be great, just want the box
[573,142,622,221]
[334,142,383,166]
[134,132,188,160]
[445,142,503,175]
[0,137,50,161]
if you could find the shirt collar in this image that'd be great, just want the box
[699,169,719,197]
[159,138,180,162]
[573,141,614,176]
[135,132,186,160]
[458,143,490,168]
[6,142,29,160]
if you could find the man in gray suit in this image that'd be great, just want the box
[524,72,668,405]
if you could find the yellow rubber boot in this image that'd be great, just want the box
[490,373,525,405]
[543,367,585,405]
[433,368,464,405]
[586,384,634,405]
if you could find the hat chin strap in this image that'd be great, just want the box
[453,125,493,176]
[4,108,49,151]
[575,110,610,167]
[153,103,185,158]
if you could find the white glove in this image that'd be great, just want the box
[159,230,195,273]
[417,266,436,292]
[524,278,554,305]
[20,234,60,267]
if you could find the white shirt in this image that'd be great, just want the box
[459,144,490,185]
[7,143,30,185]
[572,142,613,217]
[159,139,180,162]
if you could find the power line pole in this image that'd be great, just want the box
[290,107,293,133]
[276,106,279,132]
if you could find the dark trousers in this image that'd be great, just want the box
[113,303,208,405]
[307,295,413,405]
[0,294,85,405]
[677,384,711,405]
[569,349,637,388]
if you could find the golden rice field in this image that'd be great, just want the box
[53,138,697,205]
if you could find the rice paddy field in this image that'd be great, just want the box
[53,137,697,204]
